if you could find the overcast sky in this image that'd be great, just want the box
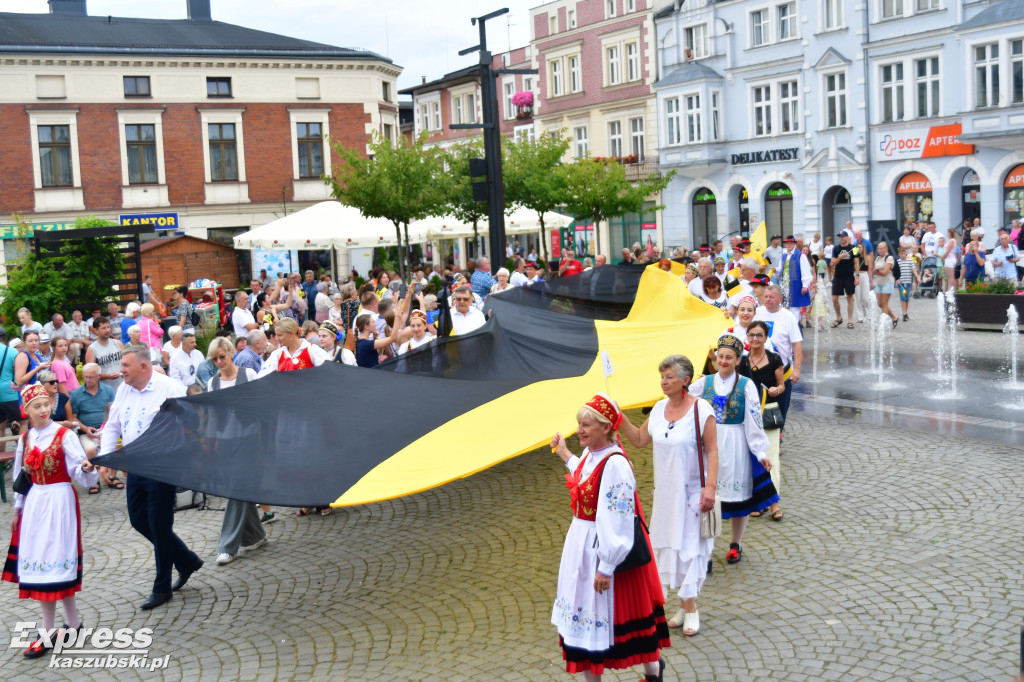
[0,0,538,90]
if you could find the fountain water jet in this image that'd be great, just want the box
[1005,305,1021,389]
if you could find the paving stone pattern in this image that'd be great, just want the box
[1,407,1020,681]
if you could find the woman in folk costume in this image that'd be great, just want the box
[688,335,778,566]
[3,383,98,659]
[550,394,669,682]
[256,317,329,377]
[779,236,813,323]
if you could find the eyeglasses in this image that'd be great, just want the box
[747,332,766,339]
[43,380,58,385]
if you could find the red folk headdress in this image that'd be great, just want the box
[581,392,623,431]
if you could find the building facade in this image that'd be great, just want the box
[654,0,1024,249]
[531,0,664,257]
[0,0,400,279]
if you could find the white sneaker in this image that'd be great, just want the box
[242,537,269,552]
[215,553,235,565]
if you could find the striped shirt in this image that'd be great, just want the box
[897,258,915,285]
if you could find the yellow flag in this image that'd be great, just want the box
[750,221,767,255]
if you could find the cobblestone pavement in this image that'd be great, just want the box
[1,405,1021,681]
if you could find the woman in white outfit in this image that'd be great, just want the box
[620,355,718,638]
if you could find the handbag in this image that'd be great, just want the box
[695,406,722,539]
[597,453,652,574]
[762,400,785,430]
[13,433,32,496]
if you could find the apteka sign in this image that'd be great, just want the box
[876,123,974,161]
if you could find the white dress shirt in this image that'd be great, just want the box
[169,348,204,389]
[451,307,486,335]
[100,372,186,454]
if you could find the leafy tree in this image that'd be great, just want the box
[559,158,675,257]
[0,216,124,335]
[503,132,571,263]
[325,132,445,279]
[442,139,487,258]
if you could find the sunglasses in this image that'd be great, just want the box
[43,380,58,385]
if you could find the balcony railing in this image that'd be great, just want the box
[623,154,660,182]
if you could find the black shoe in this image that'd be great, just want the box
[22,631,54,659]
[726,542,743,564]
[140,592,172,610]
[172,560,203,592]
[902,314,909,322]
[706,559,713,575]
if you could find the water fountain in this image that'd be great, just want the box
[808,280,834,383]
[1005,304,1021,389]
[872,313,892,389]
[866,304,879,374]
[935,291,948,383]
[946,293,961,398]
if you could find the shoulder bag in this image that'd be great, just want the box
[695,405,722,539]
[12,432,32,496]
[596,453,652,574]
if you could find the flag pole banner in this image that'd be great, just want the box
[94,265,724,508]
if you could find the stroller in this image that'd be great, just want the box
[915,256,940,298]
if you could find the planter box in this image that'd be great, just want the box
[953,293,1024,330]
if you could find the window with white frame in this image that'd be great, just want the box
[38,124,73,186]
[523,78,532,94]
[432,101,441,130]
[627,0,635,11]
[296,122,323,178]
[779,80,799,132]
[208,123,238,181]
[125,123,158,184]
[824,72,848,127]
[453,96,464,125]
[607,0,616,18]
[626,43,640,81]
[569,56,581,92]
[778,2,797,40]
[607,45,621,86]
[550,60,564,97]
[514,125,535,143]
[751,9,769,47]
[568,9,577,28]
[629,117,645,158]
[550,15,557,34]
[753,85,772,136]
[608,120,623,157]
[419,103,430,131]
[915,0,938,10]
[685,94,702,142]
[685,24,709,59]
[823,0,843,29]
[882,0,903,19]
[881,63,905,121]
[666,97,681,145]
[574,126,589,157]
[975,44,999,108]
[711,91,721,141]
[504,81,516,119]
[1013,40,1023,104]
[915,57,940,117]
[467,93,476,123]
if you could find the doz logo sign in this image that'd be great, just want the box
[879,134,922,158]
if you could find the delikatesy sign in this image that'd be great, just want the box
[875,123,974,161]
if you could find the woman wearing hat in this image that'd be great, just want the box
[688,335,777,566]
[3,383,97,659]
[318,321,356,366]
[550,394,669,682]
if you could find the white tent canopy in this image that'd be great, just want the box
[412,206,573,240]
[233,201,419,250]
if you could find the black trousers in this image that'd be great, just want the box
[126,474,200,594]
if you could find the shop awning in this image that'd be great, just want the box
[232,201,421,250]
[413,206,573,240]
[958,128,1024,152]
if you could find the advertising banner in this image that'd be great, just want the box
[875,123,974,162]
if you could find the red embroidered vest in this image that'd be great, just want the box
[565,448,626,521]
[21,427,70,486]
[277,345,315,372]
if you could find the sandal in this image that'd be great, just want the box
[846,322,854,329]
[891,318,898,329]
[667,608,686,628]
[296,508,312,517]
[319,507,332,516]
[682,610,700,637]
[87,485,100,495]
[726,542,742,564]
[106,477,125,490]
[772,510,784,522]
[749,509,763,518]
[830,319,843,328]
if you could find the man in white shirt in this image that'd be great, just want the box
[99,346,202,610]
[990,230,1020,280]
[231,291,259,338]
[450,285,486,335]
[763,235,784,283]
[688,258,713,297]
[971,218,984,247]
[66,310,91,365]
[755,284,803,428]
[509,257,528,287]
[920,223,939,258]
[169,330,204,389]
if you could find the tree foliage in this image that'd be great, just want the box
[559,158,675,256]
[325,132,445,278]
[0,216,126,334]
[503,132,572,262]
